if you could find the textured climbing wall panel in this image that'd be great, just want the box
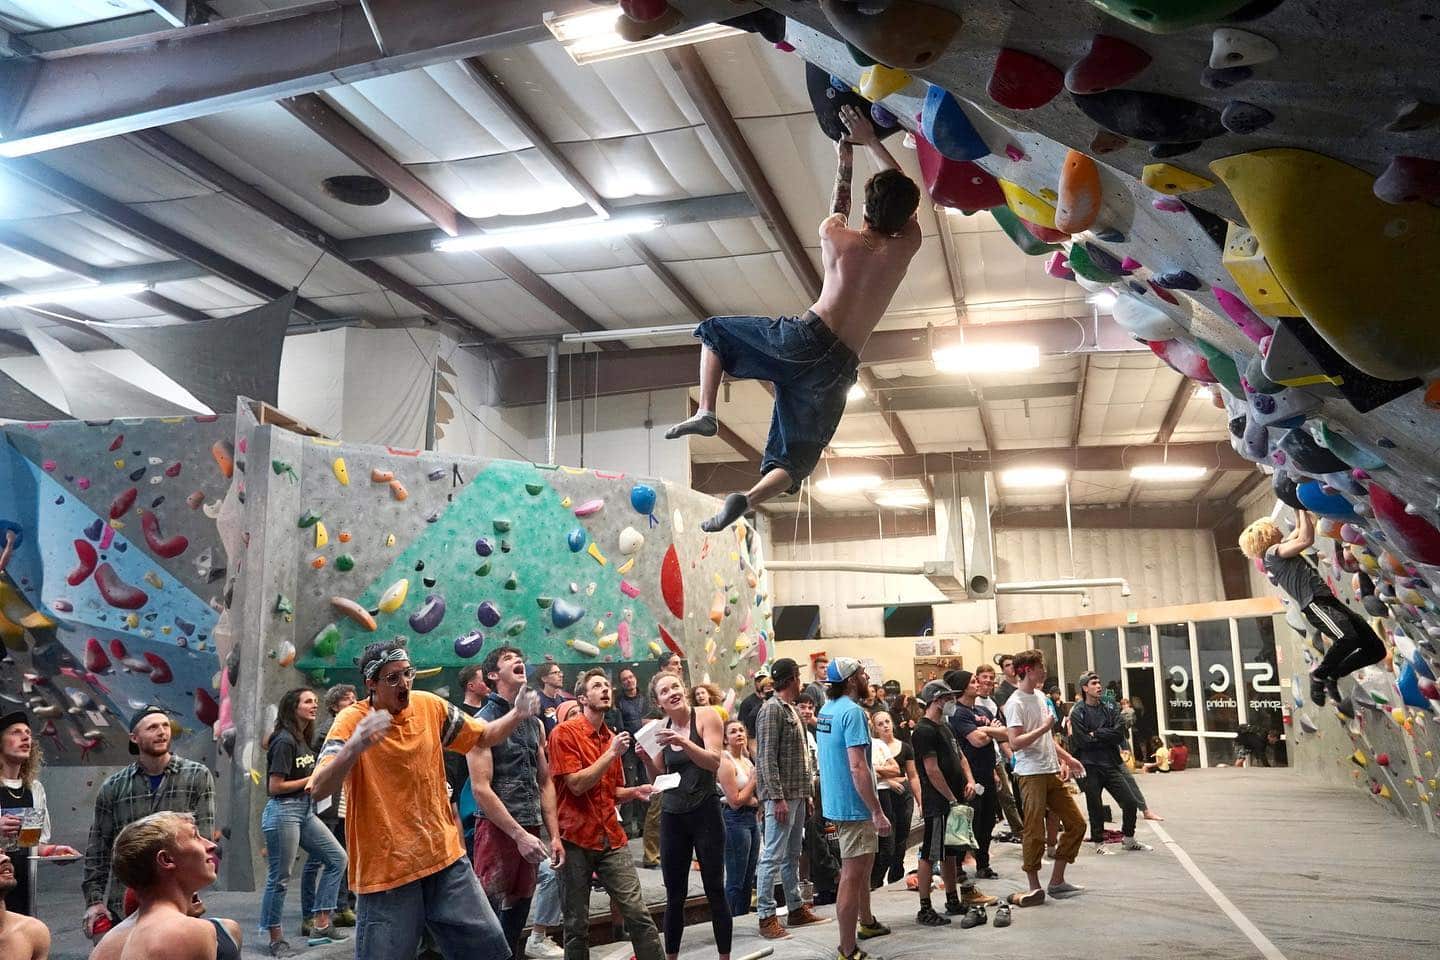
[0,418,230,768]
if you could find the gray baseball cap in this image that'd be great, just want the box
[918,679,957,706]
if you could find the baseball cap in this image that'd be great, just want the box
[754,664,771,680]
[882,679,901,694]
[825,656,861,683]
[919,680,957,706]
[1077,671,1100,686]
[0,712,28,736]
[770,658,799,686]
[128,705,170,755]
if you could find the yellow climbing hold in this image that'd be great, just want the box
[144,571,164,589]
[597,633,617,649]
[314,521,329,549]
[1141,162,1214,195]
[999,179,1058,228]
[859,64,911,101]
[587,543,608,566]
[249,768,262,785]
[1220,222,1300,318]
[1391,707,1407,724]
[414,666,443,680]
[332,458,349,485]
[1351,749,1368,767]
[385,533,396,547]
[734,674,748,689]
[378,578,410,613]
[649,641,663,657]
[617,557,635,575]
[560,497,572,508]
[1211,148,1440,380]
[1378,785,1392,799]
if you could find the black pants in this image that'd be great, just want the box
[660,798,731,955]
[969,784,998,869]
[1082,763,1138,842]
[1304,597,1386,681]
[886,790,913,883]
[869,790,904,888]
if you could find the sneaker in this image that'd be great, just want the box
[758,916,791,940]
[787,906,831,927]
[1325,677,1342,705]
[974,866,999,880]
[1122,837,1152,852]
[962,886,997,907]
[334,909,356,927]
[1046,881,1086,899]
[993,903,1012,928]
[311,924,348,942]
[944,897,964,916]
[1093,842,1116,855]
[960,905,986,929]
[1309,673,1328,706]
[268,942,295,958]
[836,950,876,960]
[525,935,565,959]
[857,918,891,940]
[916,903,951,926]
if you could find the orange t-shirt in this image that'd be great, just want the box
[547,714,627,852]
[317,690,486,893]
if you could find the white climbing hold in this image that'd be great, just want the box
[619,526,644,555]
[1297,713,1318,733]
[1113,294,1185,340]
[1208,28,1278,69]
[673,509,684,533]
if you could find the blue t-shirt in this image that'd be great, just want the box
[816,695,873,822]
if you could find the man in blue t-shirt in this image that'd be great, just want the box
[817,658,892,960]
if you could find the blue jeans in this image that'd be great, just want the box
[531,858,562,927]
[356,858,507,960]
[260,795,347,930]
[722,806,759,917]
[301,816,352,918]
[754,798,806,919]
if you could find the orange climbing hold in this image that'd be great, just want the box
[371,468,395,483]
[1055,150,1102,234]
[389,479,409,501]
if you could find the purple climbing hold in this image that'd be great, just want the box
[454,631,485,659]
[1064,34,1152,95]
[567,528,587,552]
[84,518,104,542]
[1373,156,1440,204]
[477,600,501,628]
[1093,226,1125,243]
[1084,243,1128,276]
[870,103,899,130]
[1200,65,1252,89]
[1220,100,1273,134]
[475,537,493,557]
[408,595,447,634]
[1153,269,1202,291]
[1072,90,1224,144]
[1253,394,1276,415]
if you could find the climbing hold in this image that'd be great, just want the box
[573,500,604,519]
[378,578,410,614]
[1112,294,1185,340]
[493,518,512,532]
[1297,713,1318,734]
[1194,340,1243,396]
[1219,222,1298,318]
[1065,243,1119,283]
[1083,243,1128,276]
[1152,269,1202,291]
[504,573,519,591]
[477,601,501,628]
[1201,65,1253,92]
[1296,481,1357,521]
[1212,288,1271,344]
[312,623,341,658]
[552,599,586,629]
[568,638,600,657]
[408,594,446,634]
[1065,34,1151,95]
[1141,162,1213,195]
[567,528,587,552]
[818,0,961,70]
[212,441,234,478]
[587,543,608,566]
[475,537,493,557]
[332,458,349,486]
[916,132,1005,210]
[84,637,112,674]
[1150,340,1216,382]
[297,510,321,529]
[1072,90,1224,143]
[998,180,1057,228]
[1055,150,1102,234]
[525,482,544,496]
[314,521,329,550]
[275,641,297,668]
[1369,483,1440,566]
[630,484,657,515]
[1277,429,1349,475]
[921,85,989,161]
[330,596,377,630]
[164,461,182,479]
[1220,100,1273,134]
[1373,156,1440,205]
[67,539,98,588]
[989,205,1061,256]
[1084,0,1258,33]
[709,591,726,626]
[1044,250,1075,281]
[1214,148,1440,379]
[1090,130,1128,155]
[659,625,684,660]
[474,561,492,577]
[454,631,485,659]
[110,487,138,520]
[144,652,173,684]
[1209,27,1277,68]
[1385,99,1440,133]
[371,468,394,483]
[661,545,684,618]
[94,563,148,610]
[987,48,1062,109]
[504,619,527,637]
[618,527,644,555]
[620,0,669,22]
[859,64,910,101]
[616,3,680,42]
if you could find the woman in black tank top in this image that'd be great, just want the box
[639,673,732,960]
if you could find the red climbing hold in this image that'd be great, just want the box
[916,130,1005,211]
[659,625,685,660]
[1373,156,1440,205]
[1020,217,1069,244]
[140,510,188,559]
[110,487,137,520]
[1147,281,1179,305]
[68,539,98,587]
[143,652,173,684]
[94,563,148,610]
[108,434,124,452]
[1376,752,1390,766]
[620,0,669,21]
[987,48,1063,110]
[1065,35,1152,95]
[165,461,182,479]
[1149,339,1216,383]
[661,545,684,619]
[85,637,111,673]
[195,688,219,727]
[109,638,127,659]
[1367,482,1440,566]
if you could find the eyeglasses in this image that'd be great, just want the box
[381,667,416,687]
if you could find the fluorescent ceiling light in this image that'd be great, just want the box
[1193,385,1212,400]
[999,466,1068,487]
[814,473,883,495]
[847,383,866,402]
[544,8,743,66]
[1129,463,1209,482]
[874,490,931,509]
[0,282,149,308]
[1087,290,1118,310]
[435,217,659,254]
[933,342,1040,373]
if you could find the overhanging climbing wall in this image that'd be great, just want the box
[223,405,771,887]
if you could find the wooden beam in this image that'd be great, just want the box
[1001,596,1283,636]
[691,397,762,462]
[1212,512,1254,600]
[1126,375,1195,507]
[858,368,933,501]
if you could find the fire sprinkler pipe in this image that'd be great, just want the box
[997,577,1131,596]
[763,560,927,575]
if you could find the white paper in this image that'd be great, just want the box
[650,773,681,793]
[315,795,333,815]
[634,719,664,757]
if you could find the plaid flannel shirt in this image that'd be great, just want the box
[83,756,215,917]
[756,696,813,801]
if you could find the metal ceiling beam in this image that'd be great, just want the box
[0,157,339,325]
[695,441,1252,495]
[1125,376,1195,507]
[932,204,966,320]
[497,314,1142,406]
[856,378,1077,412]
[1069,355,1089,447]
[690,397,762,462]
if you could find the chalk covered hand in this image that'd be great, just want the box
[514,687,541,720]
[353,708,392,750]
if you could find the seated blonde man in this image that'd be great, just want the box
[0,851,48,960]
[88,812,239,960]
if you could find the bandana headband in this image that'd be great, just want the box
[364,648,410,681]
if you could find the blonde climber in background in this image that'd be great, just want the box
[665,104,922,532]
[1239,510,1386,706]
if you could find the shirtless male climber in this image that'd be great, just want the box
[667,104,923,532]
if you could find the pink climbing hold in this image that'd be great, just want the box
[620,580,641,599]
[41,459,55,472]
[1213,288,1272,344]
[94,563,148,610]
[1120,256,1142,271]
[774,40,795,52]
[1373,156,1440,204]
[143,652,173,684]
[987,48,1063,110]
[1065,35,1152,95]
[1004,144,1027,162]
[573,499,604,517]
[1367,481,1440,565]
[1152,196,1186,212]
[165,462,182,478]
[1147,281,1179,305]
[85,638,111,673]
[1149,339,1216,383]
[1044,250,1075,280]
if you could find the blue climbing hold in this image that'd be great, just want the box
[1295,481,1357,521]
[567,528,587,552]
[631,484,657,515]
[551,599,586,629]
[921,84,990,162]
[477,600,501,628]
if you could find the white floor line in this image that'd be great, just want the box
[1145,820,1289,960]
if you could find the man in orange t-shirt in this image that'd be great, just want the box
[549,668,662,960]
[310,637,539,960]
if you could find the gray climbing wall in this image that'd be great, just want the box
[221,403,771,888]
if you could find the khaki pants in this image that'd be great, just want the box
[642,795,661,864]
[1016,773,1085,875]
[996,763,1024,834]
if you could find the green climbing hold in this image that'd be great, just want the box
[275,594,294,616]
[504,573,519,591]
[525,482,544,496]
[1193,339,1243,396]
[297,510,321,529]
[505,619,527,637]
[493,519,512,533]
[536,596,554,609]
[1370,689,1390,705]
[475,561,492,577]
[1065,243,1120,282]
[335,554,355,572]
[272,459,293,476]
[500,540,512,553]
[989,205,1061,257]
[312,623,341,658]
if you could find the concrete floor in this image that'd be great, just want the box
[36,768,1440,958]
